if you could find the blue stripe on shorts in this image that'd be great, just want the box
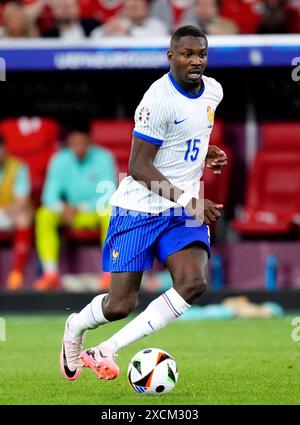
[102,207,210,272]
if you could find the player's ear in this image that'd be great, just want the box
[167,49,173,62]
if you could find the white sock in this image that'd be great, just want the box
[68,294,109,337]
[100,287,190,353]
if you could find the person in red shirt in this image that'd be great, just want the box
[0,135,33,291]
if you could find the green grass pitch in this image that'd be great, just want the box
[0,314,299,405]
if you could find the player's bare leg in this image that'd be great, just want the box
[166,243,209,304]
[83,244,207,380]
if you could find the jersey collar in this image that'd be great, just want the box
[168,72,205,99]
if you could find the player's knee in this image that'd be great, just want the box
[103,298,136,321]
[187,277,208,302]
[175,274,208,304]
[194,276,208,298]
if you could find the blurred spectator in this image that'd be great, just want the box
[33,123,117,291]
[257,0,288,33]
[91,0,168,37]
[150,0,193,33]
[285,0,300,32]
[0,117,60,207]
[220,0,283,34]
[22,0,54,33]
[0,135,33,291]
[181,0,239,34]
[42,0,100,39]
[23,0,49,22]
[0,1,39,37]
[79,0,124,21]
[222,0,293,35]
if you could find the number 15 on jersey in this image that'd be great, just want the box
[184,139,201,162]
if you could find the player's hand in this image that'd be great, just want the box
[62,204,78,227]
[185,198,223,225]
[205,145,227,175]
[203,199,223,225]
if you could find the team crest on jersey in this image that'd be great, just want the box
[112,249,119,263]
[138,106,150,127]
[207,106,215,128]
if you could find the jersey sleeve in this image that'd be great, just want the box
[133,94,170,147]
[212,79,224,107]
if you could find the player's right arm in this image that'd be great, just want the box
[129,135,183,203]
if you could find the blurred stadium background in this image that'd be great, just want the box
[0,0,300,312]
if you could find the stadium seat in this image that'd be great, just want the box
[0,117,59,205]
[91,119,134,174]
[260,122,300,151]
[231,151,300,236]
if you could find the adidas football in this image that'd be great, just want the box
[127,348,178,395]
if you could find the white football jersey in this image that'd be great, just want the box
[110,72,223,213]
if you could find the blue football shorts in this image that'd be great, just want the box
[102,206,210,272]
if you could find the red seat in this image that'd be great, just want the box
[260,122,300,151]
[91,119,134,174]
[231,151,300,236]
[0,117,59,205]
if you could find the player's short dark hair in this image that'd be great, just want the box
[171,25,207,47]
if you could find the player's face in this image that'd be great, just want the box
[68,132,90,160]
[168,36,208,91]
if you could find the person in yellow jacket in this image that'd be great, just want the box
[0,135,33,290]
[33,124,117,291]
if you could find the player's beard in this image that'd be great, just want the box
[184,76,202,93]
